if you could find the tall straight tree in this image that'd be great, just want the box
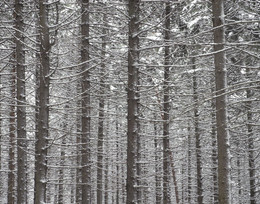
[212,0,230,203]
[14,0,27,203]
[34,0,51,202]
[81,0,91,203]
[126,0,140,203]
[96,6,107,204]
[163,2,171,204]
[8,56,16,204]
[192,57,203,204]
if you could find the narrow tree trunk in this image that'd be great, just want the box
[192,57,203,204]
[8,64,16,204]
[126,1,140,203]
[153,118,161,204]
[211,87,218,204]
[96,10,107,204]
[15,0,27,203]
[187,124,192,204]
[246,69,256,204]
[163,2,171,204]
[81,1,91,203]
[34,0,51,202]
[58,105,68,204]
[212,1,230,203]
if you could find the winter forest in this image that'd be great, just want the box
[0,0,259,203]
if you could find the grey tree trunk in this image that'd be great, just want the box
[8,63,16,204]
[126,0,140,203]
[34,0,51,202]
[15,0,27,203]
[212,0,230,203]
[192,57,203,204]
[153,116,161,204]
[81,1,91,203]
[246,68,256,204]
[97,9,107,204]
[163,2,171,204]
[211,87,218,204]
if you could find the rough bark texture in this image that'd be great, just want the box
[192,57,203,204]
[15,0,27,203]
[34,0,50,203]
[81,1,91,203]
[212,0,230,203]
[163,2,171,204]
[97,10,107,204]
[8,65,16,204]
[246,70,256,204]
[126,0,140,203]
[211,87,218,204]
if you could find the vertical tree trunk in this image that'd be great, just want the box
[187,124,192,204]
[192,57,203,204]
[153,118,161,204]
[163,2,171,204]
[15,0,27,203]
[211,87,218,204]
[97,9,107,204]
[126,0,140,203]
[58,105,68,204]
[8,63,16,204]
[81,1,91,203]
[34,0,51,202]
[212,1,230,203]
[246,69,256,204]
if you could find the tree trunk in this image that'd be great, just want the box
[153,117,161,204]
[81,1,91,203]
[126,0,140,203]
[8,63,16,204]
[212,0,230,203]
[15,0,27,203]
[34,0,51,202]
[211,87,218,204]
[192,57,203,204]
[163,2,171,204]
[246,68,256,204]
[97,9,107,204]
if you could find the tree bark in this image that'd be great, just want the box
[15,0,27,203]
[211,87,218,204]
[163,2,171,204]
[81,1,91,203]
[192,57,203,204]
[8,62,16,204]
[246,68,256,204]
[126,0,140,203]
[34,0,51,202]
[212,0,230,203]
[97,9,107,204]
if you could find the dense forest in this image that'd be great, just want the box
[0,0,259,203]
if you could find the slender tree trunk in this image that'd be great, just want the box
[187,124,192,204]
[0,75,2,198]
[96,10,107,204]
[8,63,16,204]
[34,0,51,202]
[58,105,68,204]
[212,1,230,203]
[15,0,27,203]
[163,2,171,204]
[81,1,91,203]
[126,1,140,203]
[153,118,161,204]
[192,57,203,204]
[246,69,256,204]
[211,87,218,204]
